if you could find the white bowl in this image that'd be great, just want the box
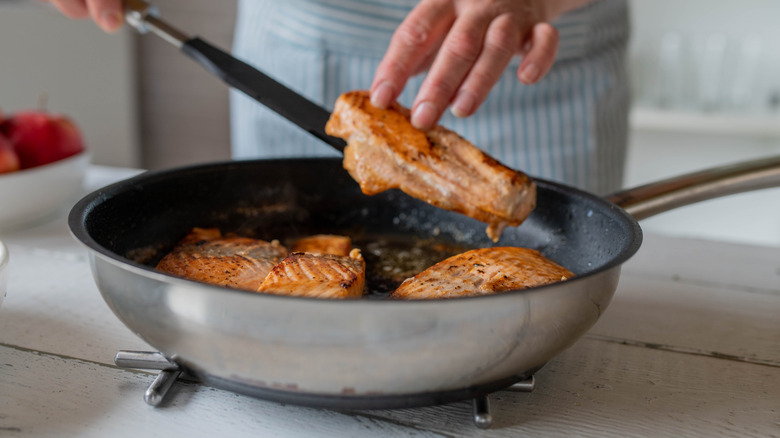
[0,239,7,308]
[0,151,90,231]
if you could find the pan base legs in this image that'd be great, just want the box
[472,377,536,429]
[114,350,190,407]
[115,349,537,429]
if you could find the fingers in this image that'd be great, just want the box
[46,0,123,32]
[410,8,495,129]
[450,13,520,118]
[48,0,90,19]
[375,1,562,130]
[370,0,455,109]
[517,23,559,85]
[415,20,559,129]
[86,0,124,33]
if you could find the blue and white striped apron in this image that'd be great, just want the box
[230,0,630,195]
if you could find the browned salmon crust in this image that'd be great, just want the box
[389,247,574,300]
[325,90,536,241]
[290,234,352,256]
[257,249,366,299]
[155,227,287,291]
[157,229,364,299]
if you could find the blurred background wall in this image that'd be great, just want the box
[624,0,780,247]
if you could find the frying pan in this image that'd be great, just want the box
[69,157,780,409]
[68,2,780,409]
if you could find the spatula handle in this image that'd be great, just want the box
[607,155,780,220]
[124,0,346,153]
[181,38,347,152]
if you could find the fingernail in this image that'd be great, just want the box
[451,90,476,118]
[519,62,540,84]
[100,11,122,32]
[370,82,395,109]
[411,102,437,130]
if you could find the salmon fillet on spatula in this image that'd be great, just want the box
[325,90,536,242]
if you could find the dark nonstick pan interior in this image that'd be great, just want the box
[74,157,641,297]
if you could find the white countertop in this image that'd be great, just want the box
[1,166,778,437]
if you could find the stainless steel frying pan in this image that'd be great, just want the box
[68,155,780,410]
[67,0,780,412]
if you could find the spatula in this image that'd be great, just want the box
[124,0,347,152]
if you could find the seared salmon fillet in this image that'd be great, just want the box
[389,247,573,300]
[325,90,536,241]
[290,234,352,256]
[258,249,366,299]
[156,228,287,291]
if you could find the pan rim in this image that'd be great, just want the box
[68,157,643,305]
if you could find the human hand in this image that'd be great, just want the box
[371,0,576,130]
[42,0,124,33]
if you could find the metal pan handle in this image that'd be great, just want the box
[607,155,780,220]
[123,0,347,153]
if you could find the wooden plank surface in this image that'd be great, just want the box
[368,338,780,437]
[0,243,152,364]
[590,267,780,365]
[0,346,429,438]
[591,233,780,365]
[2,337,778,437]
[623,233,780,292]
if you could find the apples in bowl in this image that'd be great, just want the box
[0,108,89,231]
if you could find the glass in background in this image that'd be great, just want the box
[695,33,727,112]
[657,32,685,109]
[729,34,763,111]
[650,31,770,115]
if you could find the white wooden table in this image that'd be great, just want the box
[1,166,778,437]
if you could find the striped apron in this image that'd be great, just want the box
[230,0,630,195]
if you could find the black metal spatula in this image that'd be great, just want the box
[124,0,347,152]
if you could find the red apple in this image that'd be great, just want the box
[0,133,21,174]
[0,110,85,169]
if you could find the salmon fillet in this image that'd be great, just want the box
[156,228,287,291]
[290,234,352,256]
[257,249,366,299]
[389,247,574,300]
[325,90,536,242]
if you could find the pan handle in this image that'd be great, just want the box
[606,155,780,220]
[123,0,347,153]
